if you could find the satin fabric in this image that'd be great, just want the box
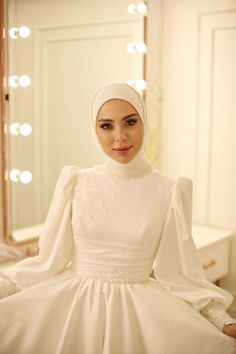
[0,165,235,354]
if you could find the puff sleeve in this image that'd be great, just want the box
[154,177,236,330]
[0,165,78,298]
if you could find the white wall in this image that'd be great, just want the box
[147,0,236,313]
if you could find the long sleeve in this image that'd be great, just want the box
[154,177,236,330]
[0,165,78,298]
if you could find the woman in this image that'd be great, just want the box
[0,82,236,354]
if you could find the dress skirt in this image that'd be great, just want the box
[0,270,235,354]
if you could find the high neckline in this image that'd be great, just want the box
[96,149,153,179]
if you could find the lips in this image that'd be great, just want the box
[113,145,132,151]
[112,145,133,156]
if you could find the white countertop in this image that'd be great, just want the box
[192,224,233,250]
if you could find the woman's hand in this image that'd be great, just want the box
[223,323,236,338]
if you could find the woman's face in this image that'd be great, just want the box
[96,99,144,164]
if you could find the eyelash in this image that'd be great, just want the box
[100,123,112,130]
[100,118,138,130]
[126,118,137,126]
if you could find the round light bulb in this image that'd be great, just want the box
[20,170,32,184]
[137,2,147,14]
[19,75,31,87]
[19,26,31,38]
[10,169,20,182]
[127,42,136,53]
[136,41,147,53]
[9,27,19,39]
[9,75,19,88]
[136,79,147,91]
[9,123,20,135]
[20,123,32,136]
[128,4,137,14]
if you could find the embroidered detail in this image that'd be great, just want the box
[75,268,149,284]
[200,306,236,330]
[72,171,109,227]
[71,236,157,284]
[0,285,21,300]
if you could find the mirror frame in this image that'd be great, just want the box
[0,0,12,245]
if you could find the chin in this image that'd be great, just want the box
[113,155,134,164]
[104,149,137,164]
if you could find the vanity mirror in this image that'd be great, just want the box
[0,0,149,246]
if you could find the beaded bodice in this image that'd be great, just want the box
[70,166,170,284]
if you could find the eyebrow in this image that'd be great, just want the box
[97,113,139,122]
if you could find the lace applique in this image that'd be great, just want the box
[71,170,127,239]
[72,171,109,226]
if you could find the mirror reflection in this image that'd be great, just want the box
[8,0,146,241]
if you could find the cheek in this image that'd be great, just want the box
[133,125,144,146]
[96,130,113,147]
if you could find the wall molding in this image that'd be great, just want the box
[194,10,236,224]
[37,17,143,32]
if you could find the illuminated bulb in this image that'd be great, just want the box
[10,169,20,182]
[9,27,18,39]
[127,42,136,53]
[126,79,147,91]
[20,123,32,136]
[9,123,20,135]
[128,4,137,14]
[19,75,31,87]
[9,26,31,39]
[128,2,147,15]
[9,123,32,136]
[136,42,147,53]
[136,79,147,91]
[137,2,147,14]
[20,170,32,184]
[18,26,31,38]
[9,75,19,88]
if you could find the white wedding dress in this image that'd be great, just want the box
[0,164,235,354]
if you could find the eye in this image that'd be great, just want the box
[99,123,113,130]
[125,118,138,126]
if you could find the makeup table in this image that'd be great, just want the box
[192,225,233,283]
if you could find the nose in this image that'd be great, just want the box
[114,126,127,143]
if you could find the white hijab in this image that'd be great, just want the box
[91,82,147,136]
[91,82,152,178]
